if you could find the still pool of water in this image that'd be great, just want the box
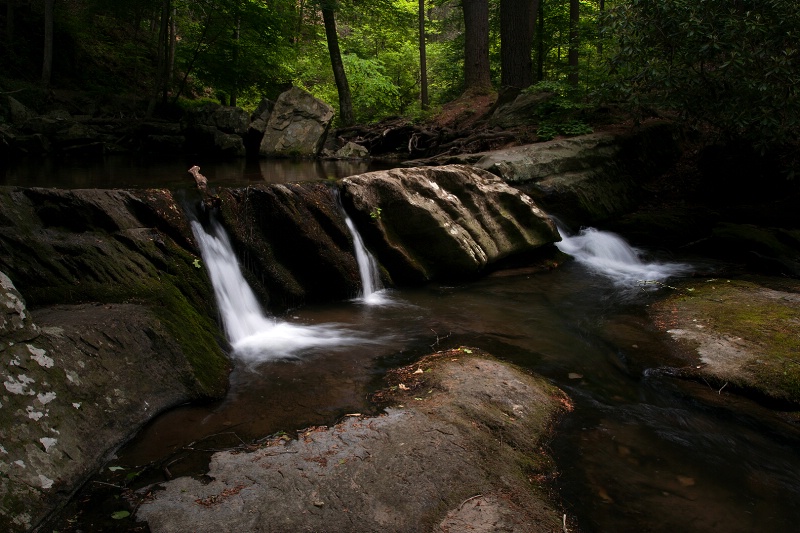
[13,157,797,532]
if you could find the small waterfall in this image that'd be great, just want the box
[190,215,369,364]
[555,225,691,286]
[334,190,391,306]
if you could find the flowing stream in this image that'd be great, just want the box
[32,161,799,532]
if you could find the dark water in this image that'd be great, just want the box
[0,154,390,189]
[19,159,799,532]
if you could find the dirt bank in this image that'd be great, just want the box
[649,277,800,405]
[135,348,571,532]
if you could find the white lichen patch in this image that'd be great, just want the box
[39,474,54,489]
[14,459,26,468]
[27,344,54,368]
[4,374,35,395]
[40,437,57,453]
[66,370,81,384]
[72,402,81,409]
[26,406,44,421]
[9,356,21,366]
[0,444,7,454]
[37,391,56,405]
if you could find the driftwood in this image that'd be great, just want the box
[188,165,220,208]
[335,115,519,159]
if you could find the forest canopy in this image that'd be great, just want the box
[0,0,797,150]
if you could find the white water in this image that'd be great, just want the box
[336,194,393,306]
[555,226,691,286]
[191,217,370,364]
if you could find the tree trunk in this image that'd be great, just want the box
[230,15,240,107]
[462,0,491,93]
[568,0,579,86]
[419,0,428,109]
[597,0,605,56]
[147,0,170,117]
[168,6,176,90]
[5,0,14,47]
[41,0,54,88]
[500,0,538,89]
[322,3,354,126]
[535,0,544,81]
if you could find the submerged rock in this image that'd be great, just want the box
[340,164,560,283]
[136,348,569,532]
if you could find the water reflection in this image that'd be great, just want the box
[0,155,390,189]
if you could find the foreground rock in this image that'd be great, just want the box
[340,165,560,284]
[136,348,569,532]
[649,278,800,405]
[0,187,230,532]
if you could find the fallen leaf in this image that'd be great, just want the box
[413,368,424,374]
[398,383,409,391]
[568,373,583,380]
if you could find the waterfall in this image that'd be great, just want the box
[555,225,691,286]
[334,190,391,306]
[190,215,369,364]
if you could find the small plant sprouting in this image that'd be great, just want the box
[370,207,382,220]
[193,258,202,269]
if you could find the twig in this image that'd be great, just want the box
[563,513,569,533]
[430,328,452,349]
[458,493,483,510]
[718,382,728,394]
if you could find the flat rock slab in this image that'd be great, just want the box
[649,278,800,404]
[136,349,569,532]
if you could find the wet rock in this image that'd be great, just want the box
[136,349,568,533]
[340,165,559,283]
[4,96,35,127]
[216,182,361,310]
[0,186,231,532]
[259,87,334,158]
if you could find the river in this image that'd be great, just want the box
[12,157,799,532]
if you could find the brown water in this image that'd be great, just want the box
[15,158,799,532]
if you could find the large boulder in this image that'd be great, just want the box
[340,165,560,284]
[0,187,232,532]
[259,87,335,158]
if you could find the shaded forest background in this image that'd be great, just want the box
[0,0,798,163]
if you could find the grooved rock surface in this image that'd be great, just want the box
[340,165,560,284]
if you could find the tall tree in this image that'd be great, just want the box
[500,0,539,88]
[462,0,491,92]
[41,0,54,88]
[567,0,579,86]
[419,0,429,109]
[321,1,354,126]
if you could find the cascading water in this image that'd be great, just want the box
[334,189,392,306]
[555,225,691,287]
[190,215,370,364]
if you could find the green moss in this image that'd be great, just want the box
[667,279,800,402]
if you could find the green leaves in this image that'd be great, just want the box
[604,0,800,149]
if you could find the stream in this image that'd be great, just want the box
[10,157,800,532]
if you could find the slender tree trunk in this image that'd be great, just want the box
[568,0,579,86]
[322,3,354,126]
[147,0,170,117]
[535,0,544,81]
[41,0,54,88]
[230,15,240,107]
[419,0,428,109]
[5,0,14,47]
[462,0,491,93]
[597,0,605,56]
[500,0,538,89]
[168,6,176,88]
